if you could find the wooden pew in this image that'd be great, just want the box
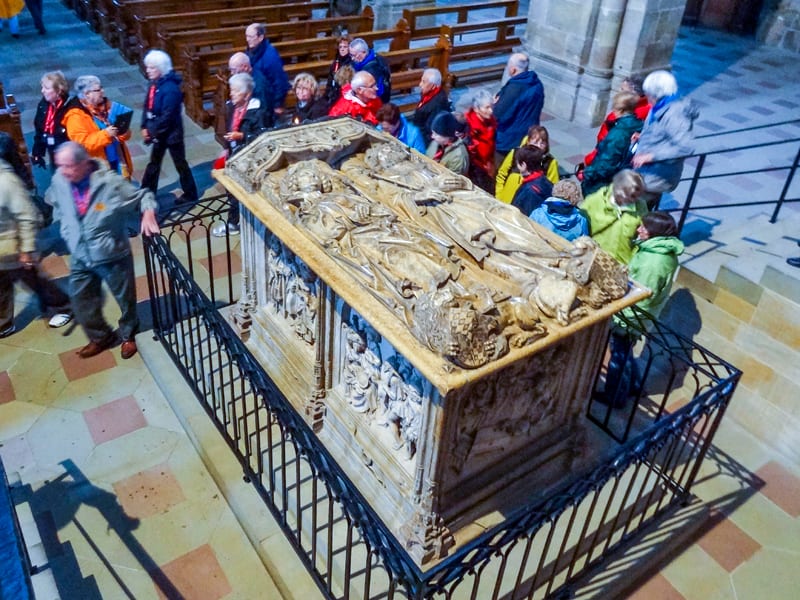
[402,1,525,86]
[208,34,451,143]
[132,2,328,65]
[158,8,374,60]
[184,21,413,127]
[94,0,283,44]
[0,87,34,188]
[402,0,519,37]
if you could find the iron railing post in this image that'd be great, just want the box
[770,145,800,223]
[678,153,705,235]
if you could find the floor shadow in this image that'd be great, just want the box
[12,459,186,600]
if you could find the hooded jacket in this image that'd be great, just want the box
[529,198,589,242]
[465,107,497,175]
[635,96,699,190]
[580,183,648,264]
[493,70,545,153]
[140,70,186,146]
[426,137,469,175]
[622,235,684,319]
[62,97,134,177]
[328,84,382,125]
[45,161,157,267]
[352,49,391,103]
[581,113,643,196]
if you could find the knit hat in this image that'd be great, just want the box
[552,179,583,206]
[431,111,458,139]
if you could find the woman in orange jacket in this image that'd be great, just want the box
[62,75,134,179]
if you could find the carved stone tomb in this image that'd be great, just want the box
[214,118,647,566]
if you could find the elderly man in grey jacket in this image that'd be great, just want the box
[46,141,160,359]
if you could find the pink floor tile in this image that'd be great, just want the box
[697,510,761,572]
[0,371,15,404]
[755,461,800,517]
[198,251,242,278]
[135,274,151,302]
[628,573,686,600]
[83,395,147,445]
[59,347,117,382]
[153,544,232,600]
[113,462,186,519]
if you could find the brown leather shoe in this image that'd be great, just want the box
[120,340,137,359]
[78,335,116,358]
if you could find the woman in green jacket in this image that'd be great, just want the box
[580,169,648,264]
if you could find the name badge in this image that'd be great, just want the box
[147,111,155,119]
[231,141,238,149]
[47,136,55,146]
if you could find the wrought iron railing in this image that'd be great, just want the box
[666,120,800,232]
[142,216,741,599]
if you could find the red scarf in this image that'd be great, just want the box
[418,86,440,109]
[231,103,247,132]
[146,84,156,111]
[44,98,64,135]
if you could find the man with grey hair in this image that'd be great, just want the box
[349,37,391,103]
[328,70,382,124]
[411,68,451,145]
[228,51,273,114]
[46,142,160,359]
[493,52,545,165]
[140,49,198,203]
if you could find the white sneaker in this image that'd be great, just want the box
[211,222,240,237]
[48,313,73,328]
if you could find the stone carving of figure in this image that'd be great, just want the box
[343,317,368,411]
[285,256,318,343]
[378,358,424,460]
[266,234,292,315]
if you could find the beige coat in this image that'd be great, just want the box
[0,159,38,270]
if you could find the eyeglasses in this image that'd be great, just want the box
[87,88,103,93]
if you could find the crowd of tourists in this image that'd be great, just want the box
[3,22,701,376]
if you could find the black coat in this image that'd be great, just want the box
[141,71,185,146]
[224,98,271,154]
[32,93,70,161]
[411,88,451,145]
[294,97,329,123]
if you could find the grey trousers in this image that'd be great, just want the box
[70,254,138,343]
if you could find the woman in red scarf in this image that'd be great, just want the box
[32,71,71,171]
[464,89,497,193]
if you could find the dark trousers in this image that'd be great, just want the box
[141,139,198,202]
[227,193,240,226]
[24,0,45,32]
[70,254,138,343]
[603,329,642,407]
[0,266,70,330]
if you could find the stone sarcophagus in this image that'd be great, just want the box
[214,118,647,566]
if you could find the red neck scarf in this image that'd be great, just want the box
[418,86,441,109]
[146,84,156,111]
[44,98,64,135]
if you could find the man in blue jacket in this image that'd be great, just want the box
[140,49,199,203]
[47,142,160,360]
[245,23,290,110]
[493,53,545,165]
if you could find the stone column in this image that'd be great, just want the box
[524,0,688,126]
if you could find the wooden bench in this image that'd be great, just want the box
[185,21,413,127]
[403,1,525,87]
[0,86,34,187]
[158,8,374,60]
[131,2,328,65]
[209,34,452,143]
[94,0,282,46]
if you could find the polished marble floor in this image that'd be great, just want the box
[1,1,799,598]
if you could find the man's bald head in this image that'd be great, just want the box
[229,52,252,74]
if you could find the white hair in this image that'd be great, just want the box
[642,70,678,100]
[74,75,101,99]
[349,38,368,54]
[422,68,442,86]
[144,49,173,75]
[229,72,254,94]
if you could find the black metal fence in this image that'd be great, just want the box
[671,119,800,232]
[142,219,740,599]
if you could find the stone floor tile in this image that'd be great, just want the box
[154,544,232,600]
[628,573,686,600]
[83,395,148,445]
[59,345,118,381]
[0,371,15,404]
[754,460,800,517]
[113,463,186,519]
[197,251,242,278]
[696,510,761,572]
